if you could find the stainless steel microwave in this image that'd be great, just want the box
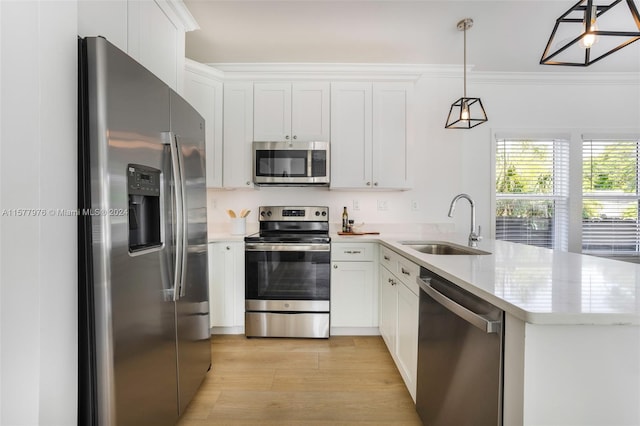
[253,141,330,186]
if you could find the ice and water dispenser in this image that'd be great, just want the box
[127,164,162,252]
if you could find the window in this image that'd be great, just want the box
[495,138,569,249]
[582,138,640,256]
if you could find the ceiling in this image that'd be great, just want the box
[183,0,640,73]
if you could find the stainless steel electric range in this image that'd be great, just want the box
[244,206,331,338]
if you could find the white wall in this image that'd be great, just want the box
[208,72,640,240]
[0,1,77,425]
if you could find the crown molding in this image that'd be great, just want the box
[186,61,640,85]
[204,63,446,81]
[156,0,199,32]
[185,58,225,80]
[470,71,640,86]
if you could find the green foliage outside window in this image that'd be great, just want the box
[496,140,554,218]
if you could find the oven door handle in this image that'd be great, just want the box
[245,243,331,252]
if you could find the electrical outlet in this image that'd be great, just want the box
[411,200,420,211]
[353,200,360,211]
[377,200,388,211]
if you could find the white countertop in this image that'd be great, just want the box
[209,229,640,325]
[333,231,640,326]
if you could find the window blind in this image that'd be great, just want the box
[495,138,569,250]
[582,138,640,255]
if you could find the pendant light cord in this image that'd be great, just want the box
[463,24,467,98]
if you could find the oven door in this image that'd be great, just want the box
[245,243,330,307]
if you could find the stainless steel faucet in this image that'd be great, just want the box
[448,193,482,247]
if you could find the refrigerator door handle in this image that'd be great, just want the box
[168,132,184,301]
[174,135,189,299]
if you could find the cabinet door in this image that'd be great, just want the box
[184,66,223,188]
[208,242,245,329]
[253,83,292,141]
[127,0,180,90]
[331,261,375,327]
[396,282,419,401]
[208,243,236,327]
[292,82,330,142]
[223,83,254,188]
[379,266,397,351]
[78,0,128,52]
[372,82,412,189]
[330,82,373,189]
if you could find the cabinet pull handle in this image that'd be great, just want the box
[383,255,390,261]
[401,268,411,276]
[344,250,362,254]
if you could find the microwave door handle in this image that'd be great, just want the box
[307,149,313,178]
[175,135,189,299]
[167,132,183,302]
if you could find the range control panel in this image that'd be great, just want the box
[259,206,329,222]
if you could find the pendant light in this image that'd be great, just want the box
[445,18,488,130]
[540,0,640,66]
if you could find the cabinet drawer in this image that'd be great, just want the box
[379,246,395,270]
[396,257,420,295]
[332,243,375,261]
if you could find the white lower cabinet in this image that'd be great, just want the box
[330,243,378,334]
[378,245,419,402]
[208,242,245,333]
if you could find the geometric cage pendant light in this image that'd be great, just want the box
[445,18,488,129]
[540,0,640,66]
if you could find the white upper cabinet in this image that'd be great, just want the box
[372,83,412,189]
[183,60,223,188]
[223,83,255,189]
[78,0,197,93]
[330,83,373,188]
[78,0,128,52]
[331,82,412,190]
[254,82,330,142]
[127,1,182,91]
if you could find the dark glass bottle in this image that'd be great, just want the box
[342,207,349,232]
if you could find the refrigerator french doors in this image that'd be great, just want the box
[78,36,210,426]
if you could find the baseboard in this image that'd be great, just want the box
[210,326,244,335]
[330,327,381,336]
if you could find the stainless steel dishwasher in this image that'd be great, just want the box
[416,269,504,426]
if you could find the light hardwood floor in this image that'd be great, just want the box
[177,335,423,425]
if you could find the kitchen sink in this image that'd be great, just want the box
[399,241,491,255]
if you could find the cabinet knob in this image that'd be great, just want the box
[226,246,230,250]
[285,135,290,140]
[366,182,371,186]
[293,135,297,140]
[333,264,338,269]
[246,181,251,186]
[383,255,390,261]
[374,182,378,186]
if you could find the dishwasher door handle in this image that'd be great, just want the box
[417,277,501,334]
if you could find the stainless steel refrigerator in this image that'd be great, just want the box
[78,36,211,426]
